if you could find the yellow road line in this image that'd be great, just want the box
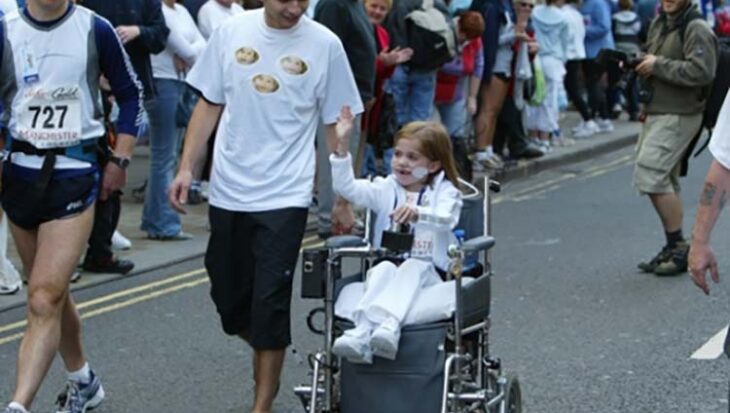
[0,268,206,335]
[301,240,324,250]
[0,332,23,346]
[0,277,210,346]
[496,154,633,203]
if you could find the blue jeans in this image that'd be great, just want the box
[436,97,468,138]
[360,145,395,177]
[361,144,378,177]
[388,65,437,125]
[141,78,183,237]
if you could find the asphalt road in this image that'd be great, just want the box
[0,147,728,413]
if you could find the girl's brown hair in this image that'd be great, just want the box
[394,121,461,189]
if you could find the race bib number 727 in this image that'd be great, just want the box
[17,85,82,149]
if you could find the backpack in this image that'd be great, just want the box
[405,0,457,71]
[671,11,730,174]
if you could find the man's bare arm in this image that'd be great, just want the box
[692,160,730,245]
[169,98,223,213]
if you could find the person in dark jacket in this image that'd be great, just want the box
[80,0,169,275]
[315,0,377,238]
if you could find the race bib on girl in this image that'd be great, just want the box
[16,85,82,149]
[406,191,434,258]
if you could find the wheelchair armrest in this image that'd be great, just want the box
[462,236,495,253]
[325,235,368,249]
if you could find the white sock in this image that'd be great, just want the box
[8,401,29,413]
[485,145,494,156]
[67,362,91,384]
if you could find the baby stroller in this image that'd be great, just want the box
[295,177,522,413]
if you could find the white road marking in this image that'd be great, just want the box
[691,325,728,360]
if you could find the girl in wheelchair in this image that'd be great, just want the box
[330,109,463,364]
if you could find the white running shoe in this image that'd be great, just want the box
[571,120,587,134]
[573,120,599,138]
[112,230,132,251]
[0,260,22,295]
[596,118,614,133]
[70,271,82,284]
[332,325,373,364]
[369,317,401,360]
[475,151,504,170]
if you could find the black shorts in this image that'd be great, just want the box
[205,205,308,350]
[1,164,99,230]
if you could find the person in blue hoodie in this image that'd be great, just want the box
[526,0,571,147]
[581,0,615,132]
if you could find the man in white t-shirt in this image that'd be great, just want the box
[689,93,730,296]
[197,0,244,39]
[169,0,362,410]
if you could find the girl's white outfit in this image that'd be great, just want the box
[329,153,463,363]
[526,5,571,133]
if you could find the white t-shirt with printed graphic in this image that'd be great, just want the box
[405,191,435,259]
[186,9,363,212]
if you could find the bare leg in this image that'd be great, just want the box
[649,192,683,233]
[59,294,85,372]
[11,206,94,408]
[251,349,285,413]
[474,76,509,150]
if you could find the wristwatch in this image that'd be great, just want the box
[109,155,131,170]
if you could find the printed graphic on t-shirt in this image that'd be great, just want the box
[252,74,280,94]
[236,47,260,65]
[280,55,308,75]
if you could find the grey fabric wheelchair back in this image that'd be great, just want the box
[340,322,448,413]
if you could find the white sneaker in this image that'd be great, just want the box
[200,181,209,200]
[573,120,599,138]
[0,261,22,295]
[0,279,20,295]
[571,120,587,134]
[333,325,373,364]
[112,230,132,251]
[70,271,82,283]
[596,118,614,133]
[475,151,504,170]
[369,317,401,360]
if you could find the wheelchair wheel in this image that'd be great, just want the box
[501,374,522,413]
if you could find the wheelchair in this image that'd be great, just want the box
[294,177,522,413]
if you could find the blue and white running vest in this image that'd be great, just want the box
[0,6,105,154]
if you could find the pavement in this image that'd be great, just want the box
[0,111,641,312]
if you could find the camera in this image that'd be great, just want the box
[381,222,414,254]
[597,48,654,104]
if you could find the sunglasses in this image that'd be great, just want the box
[519,2,534,8]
